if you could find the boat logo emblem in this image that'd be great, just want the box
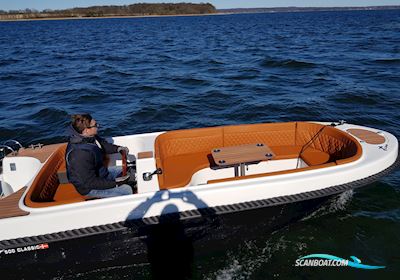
[0,243,49,256]
[295,254,385,270]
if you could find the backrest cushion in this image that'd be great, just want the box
[155,126,223,159]
[29,144,67,202]
[223,122,297,147]
[155,127,223,185]
[296,122,360,161]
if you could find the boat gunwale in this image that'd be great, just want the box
[1,148,399,249]
[18,148,365,213]
[14,122,392,213]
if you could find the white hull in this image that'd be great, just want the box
[0,121,398,244]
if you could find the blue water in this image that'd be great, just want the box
[1,10,400,279]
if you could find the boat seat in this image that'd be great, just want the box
[53,183,87,202]
[270,145,302,160]
[207,162,338,184]
[57,161,69,184]
[155,126,224,190]
[301,149,330,166]
[161,152,215,189]
[24,144,89,208]
[158,145,330,189]
[271,145,330,166]
[54,156,92,201]
[155,122,361,189]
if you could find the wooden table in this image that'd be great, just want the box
[211,143,275,176]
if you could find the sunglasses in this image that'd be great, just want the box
[87,123,100,129]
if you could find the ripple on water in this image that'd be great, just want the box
[372,58,400,65]
[132,85,176,93]
[171,76,211,87]
[30,107,70,123]
[0,58,22,67]
[260,57,317,69]
[329,91,381,105]
[124,104,189,125]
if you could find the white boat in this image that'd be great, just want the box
[0,121,398,275]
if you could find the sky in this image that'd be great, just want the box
[0,0,400,11]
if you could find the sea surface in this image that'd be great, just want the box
[1,10,400,279]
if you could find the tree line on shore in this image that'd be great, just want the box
[0,3,216,20]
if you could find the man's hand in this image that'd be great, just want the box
[115,174,130,186]
[117,146,129,155]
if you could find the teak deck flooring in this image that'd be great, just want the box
[0,187,29,219]
[347,129,385,145]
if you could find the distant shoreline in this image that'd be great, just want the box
[0,13,228,22]
[219,5,400,14]
[0,5,399,22]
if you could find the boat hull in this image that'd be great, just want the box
[0,123,398,278]
[0,147,398,279]
[0,193,334,279]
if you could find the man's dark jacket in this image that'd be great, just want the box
[66,125,120,195]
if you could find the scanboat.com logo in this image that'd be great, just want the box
[295,254,385,270]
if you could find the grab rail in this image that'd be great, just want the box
[0,139,23,169]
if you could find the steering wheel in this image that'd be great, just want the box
[121,150,127,176]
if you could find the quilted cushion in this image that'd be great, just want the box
[160,152,213,189]
[154,122,361,189]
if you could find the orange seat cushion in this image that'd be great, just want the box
[223,122,297,147]
[25,144,89,208]
[155,126,223,189]
[301,149,330,166]
[271,145,330,166]
[161,152,213,189]
[154,122,362,190]
[58,160,66,172]
[270,145,302,160]
[159,145,329,189]
[53,183,86,202]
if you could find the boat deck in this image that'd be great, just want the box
[347,129,385,144]
[0,187,29,219]
[7,143,65,163]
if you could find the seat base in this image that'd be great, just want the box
[161,152,214,189]
[53,184,87,202]
[160,146,330,189]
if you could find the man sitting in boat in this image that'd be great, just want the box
[66,114,133,198]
